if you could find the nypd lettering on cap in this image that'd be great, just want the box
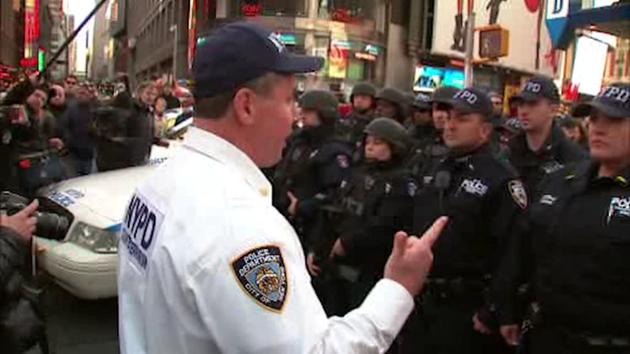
[268,33,286,53]
[231,245,288,312]
[454,89,478,104]
[121,192,164,273]
[524,81,542,93]
[601,86,630,104]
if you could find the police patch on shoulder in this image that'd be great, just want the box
[407,182,418,197]
[231,245,288,313]
[336,154,350,168]
[508,180,528,209]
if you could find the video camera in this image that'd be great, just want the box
[0,191,69,240]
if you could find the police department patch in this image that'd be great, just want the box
[231,246,287,312]
[336,154,350,168]
[508,180,528,209]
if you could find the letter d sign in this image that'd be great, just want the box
[546,0,568,19]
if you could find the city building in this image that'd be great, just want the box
[92,0,112,80]
[124,0,190,84]
[0,0,24,83]
[42,0,69,81]
[67,14,77,76]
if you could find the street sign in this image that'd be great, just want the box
[478,25,509,59]
[545,0,571,49]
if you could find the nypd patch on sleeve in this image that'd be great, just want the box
[231,245,288,312]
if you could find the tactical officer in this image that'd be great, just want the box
[506,76,587,195]
[406,87,527,354]
[407,93,434,151]
[272,90,353,249]
[407,86,459,183]
[375,87,408,124]
[496,83,630,354]
[308,118,416,316]
[337,82,378,161]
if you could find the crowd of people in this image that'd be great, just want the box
[0,72,193,198]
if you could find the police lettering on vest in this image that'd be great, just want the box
[121,193,164,272]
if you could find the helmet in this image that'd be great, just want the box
[376,87,408,118]
[351,82,377,98]
[430,86,460,104]
[364,117,410,156]
[299,90,339,125]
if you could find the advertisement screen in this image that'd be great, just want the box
[414,66,464,91]
[443,69,465,88]
[572,36,608,96]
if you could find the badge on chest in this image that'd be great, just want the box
[608,196,630,223]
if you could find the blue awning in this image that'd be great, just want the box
[548,2,630,49]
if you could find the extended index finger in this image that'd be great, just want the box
[419,216,448,248]
[18,199,39,217]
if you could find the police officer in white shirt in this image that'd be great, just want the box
[118,22,448,354]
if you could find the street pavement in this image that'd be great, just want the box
[27,282,119,354]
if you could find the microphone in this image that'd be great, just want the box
[434,170,451,214]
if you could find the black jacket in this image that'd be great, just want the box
[495,161,630,333]
[333,160,416,276]
[273,126,353,241]
[58,100,96,160]
[413,145,526,280]
[506,123,587,197]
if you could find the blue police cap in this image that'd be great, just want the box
[193,22,324,99]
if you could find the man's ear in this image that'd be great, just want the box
[232,88,257,126]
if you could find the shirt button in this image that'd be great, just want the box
[259,188,269,197]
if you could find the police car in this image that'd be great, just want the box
[34,109,192,299]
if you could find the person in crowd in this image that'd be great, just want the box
[58,82,96,176]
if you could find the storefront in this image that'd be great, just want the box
[198,0,386,93]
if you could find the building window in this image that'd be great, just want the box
[232,0,307,17]
[318,0,376,23]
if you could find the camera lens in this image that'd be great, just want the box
[36,212,70,240]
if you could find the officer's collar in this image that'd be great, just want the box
[183,127,272,201]
[447,143,491,162]
[566,160,630,189]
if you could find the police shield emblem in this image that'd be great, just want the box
[231,246,288,312]
[508,180,528,209]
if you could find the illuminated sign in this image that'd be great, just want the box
[414,66,465,91]
[241,0,263,16]
[20,58,38,68]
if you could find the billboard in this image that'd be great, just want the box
[414,66,465,92]
[432,0,561,78]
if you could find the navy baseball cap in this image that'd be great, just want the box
[572,83,630,119]
[412,93,431,110]
[446,87,494,118]
[430,86,460,104]
[512,76,560,103]
[193,22,324,99]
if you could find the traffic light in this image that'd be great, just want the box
[478,25,509,59]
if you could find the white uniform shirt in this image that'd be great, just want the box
[118,127,414,354]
